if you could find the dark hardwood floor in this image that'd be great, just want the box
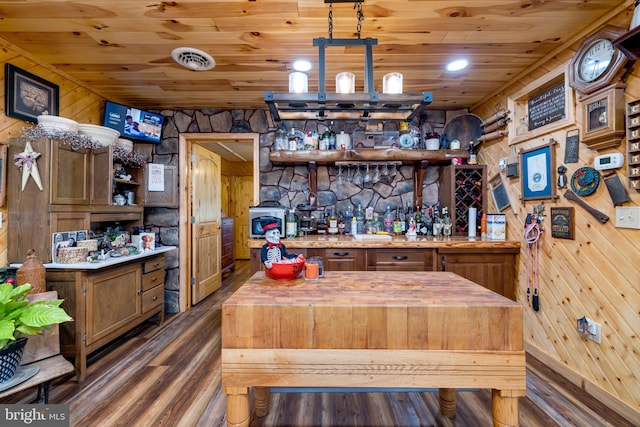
[0,260,634,426]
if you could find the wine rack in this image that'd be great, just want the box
[438,165,487,236]
[626,99,640,191]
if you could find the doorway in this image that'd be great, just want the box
[178,133,259,312]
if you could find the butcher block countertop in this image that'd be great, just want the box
[248,235,520,249]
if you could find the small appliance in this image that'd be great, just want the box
[250,202,287,238]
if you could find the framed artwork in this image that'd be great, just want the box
[489,173,511,212]
[551,207,575,239]
[5,63,59,123]
[0,144,6,208]
[519,140,558,201]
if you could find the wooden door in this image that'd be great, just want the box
[230,175,254,259]
[191,144,222,305]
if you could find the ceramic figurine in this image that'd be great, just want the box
[260,221,299,269]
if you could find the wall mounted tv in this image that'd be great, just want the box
[103,101,164,144]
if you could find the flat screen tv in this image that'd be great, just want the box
[103,100,164,144]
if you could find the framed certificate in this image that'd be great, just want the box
[519,140,558,201]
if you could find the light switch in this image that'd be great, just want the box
[615,206,640,229]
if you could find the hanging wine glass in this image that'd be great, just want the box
[381,162,390,177]
[389,162,398,179]
[363,164,372,186]
[346,163,352,183]
[336,164,344,185]
[373,164,381,183]
[352,164,363,186]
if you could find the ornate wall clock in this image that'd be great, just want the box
[568,25,628,97]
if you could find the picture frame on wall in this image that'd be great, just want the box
[5,63,59,123]
[519,140,558,201]
[0,144,6,208]
[551,207,575,239]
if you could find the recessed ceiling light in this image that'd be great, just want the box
[447,59,468,72]
[171,47,216,71]
[293,59,312,72]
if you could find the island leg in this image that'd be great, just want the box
[254,386,271,417]
[224,387,250,427]
[491,389,520,427]
[438,387,456,418]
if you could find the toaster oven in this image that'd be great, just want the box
[249,205,287,238]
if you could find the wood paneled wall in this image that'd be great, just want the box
[0,42,105,268]
[472,13,640,422]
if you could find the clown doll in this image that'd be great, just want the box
[260,221,300,269]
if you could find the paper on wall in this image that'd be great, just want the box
[148,163,165,192]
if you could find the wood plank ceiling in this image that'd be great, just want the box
[0,1,634,111]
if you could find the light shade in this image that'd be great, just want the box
[289,72,308,94]
[383,72,403,94]
[336,72,355,94]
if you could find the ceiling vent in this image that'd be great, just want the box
[171,47,216,71]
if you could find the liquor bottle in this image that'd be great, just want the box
[355,203,365,234]
[414,205,423,235]
[383,205,394,233]
[321,126,331,150]
[286,209,298,239]
[288,128,298,151]
[351,217,358,235]
[468,141,478,165]
[393,208,403,235]
[343,205,353,234]
[317,211,328,235]
[405,201,413,233]
[328,121,337,150]
[328,207,339,234]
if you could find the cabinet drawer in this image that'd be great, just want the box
[367,249,435,271]
[317,248,366,271]
[143,257,165,273]
[142,285,164,313]
[142,268,165,292]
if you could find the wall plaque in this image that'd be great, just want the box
[528,81,566,131]
[551,207,575,239]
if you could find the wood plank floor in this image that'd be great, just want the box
[0,260,634,427]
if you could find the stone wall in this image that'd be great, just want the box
[150,108,459,312]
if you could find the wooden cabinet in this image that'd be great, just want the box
[367,248,435,271]
[438,165,487,236]
[46,252,167,382]
[145,165,179,207]
[221,218,235,275]
[315,248,366,271]
[7,138,145,263]
[438,248,518,301]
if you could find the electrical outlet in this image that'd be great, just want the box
[499,157,508,170]
[577,316,601,344]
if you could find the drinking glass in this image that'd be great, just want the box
[352,164,363,186]
[336,164,344,185]
[346,164,353,183]
[363,164,372,186]
[373,164,381,183]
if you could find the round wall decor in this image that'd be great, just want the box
[570,166,600,196]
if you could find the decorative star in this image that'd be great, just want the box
[13,141,43,191]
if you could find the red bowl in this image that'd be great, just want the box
[266,258,305,280]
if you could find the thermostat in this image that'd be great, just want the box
[594,153,623,171]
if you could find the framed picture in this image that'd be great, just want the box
[519,140,558,201]
[5,63,59,123]
[140,232,156,252]
[551,207,575,239]
[0,144,6,208]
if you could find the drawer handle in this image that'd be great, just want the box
[152,277,158,282]
[154,263,161,268]
[392,255,408,260]
[152,296,158,301]
[333,252,349,257]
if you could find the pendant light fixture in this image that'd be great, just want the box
[264,0,431,121]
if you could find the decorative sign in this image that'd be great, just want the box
[489,173,511,212]
[551,207,575,239]
[564,129,579,163]
[528,81,566,131]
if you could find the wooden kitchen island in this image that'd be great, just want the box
[222,271,526,427]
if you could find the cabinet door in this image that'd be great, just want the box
[318,248,366,271]
[85,264,141,346]
[90,145,112,205]
[50,142,91,205]
[438,250,516,300]
[145,165,178,207]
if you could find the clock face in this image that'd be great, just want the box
[577,39,615,83]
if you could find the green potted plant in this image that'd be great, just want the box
[0,282,72,382]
